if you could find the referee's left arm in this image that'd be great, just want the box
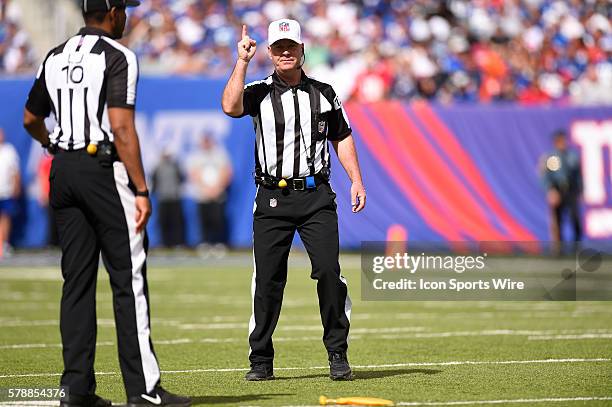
[108,108,151,233]
[326,92,366,213]
[331,135,366,213]
[106,47,151,233]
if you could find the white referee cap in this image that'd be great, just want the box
[268,19,302,46]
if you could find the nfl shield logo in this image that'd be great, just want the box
[279,22,290,32]
[270,198,278,208]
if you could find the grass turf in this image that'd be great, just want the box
[0,252,611,406]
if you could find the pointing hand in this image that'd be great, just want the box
[238,25,257,62]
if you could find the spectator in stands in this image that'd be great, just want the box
[185,134,232,252]
[2,21,32,73]
[570,64,612,105]
[152,149,186,248]
[0,0,34,74]
[1,0,7,21]
[0,127,20,258]
[350,46,394,103]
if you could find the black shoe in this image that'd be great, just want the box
[60,394,111,407]
[245,363,274,381]
[329,351,353,380]
[127,386,191,407]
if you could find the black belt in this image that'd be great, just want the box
[53,143,121,166]
[255,173,328,190]
[55,147,86,154]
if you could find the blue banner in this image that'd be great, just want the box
[1,78,611,248]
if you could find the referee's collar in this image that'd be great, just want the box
[78,26,113,38]
[272,70,310,92]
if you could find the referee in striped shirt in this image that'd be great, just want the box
[222,19,366,381]
[23,1,190,406]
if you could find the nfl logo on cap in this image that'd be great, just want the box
[268,19,303,45]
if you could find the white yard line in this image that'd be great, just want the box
[3,329,612,349]
[528,334,612,340]
[0,358,609,379]
[0,341,115,349]
[0,318,193,328]
[350,358,611,369]
[0,320,58,327]
[390,311,612,320]
[177,324,428,332]
[370,329,612,340]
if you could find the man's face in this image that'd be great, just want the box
[268,39,303,73]
[0,129,4,144]
[201,136,214,150]
[554,135,567,151]
[110,7,127,39]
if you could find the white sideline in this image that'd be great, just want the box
[281,397,612,407]
[2,396,611,407]
[0,358,609,379]
[396,396,612,406]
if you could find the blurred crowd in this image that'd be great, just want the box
[123,0,612,105]
[0,0,35,74]
[152,134,233,252]
[2,0,611,106]
[0,128,233,257]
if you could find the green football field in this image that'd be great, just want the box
[1,252,611,406]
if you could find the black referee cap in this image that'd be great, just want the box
[82,0,140,13]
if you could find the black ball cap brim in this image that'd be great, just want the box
[82,0,140,12]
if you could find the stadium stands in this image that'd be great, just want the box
[121,0,611,105]
[2,0,611,105]
[0,0,35,74]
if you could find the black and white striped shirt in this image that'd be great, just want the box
[25,27,138,151]
[238,71,351,179]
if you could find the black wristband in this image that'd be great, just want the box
[42,142,58,155]
[135,190,150,197]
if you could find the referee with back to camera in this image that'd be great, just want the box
[222,19,366,381]
[23,1,191,406]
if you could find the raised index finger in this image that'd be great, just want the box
[242,25,248,39]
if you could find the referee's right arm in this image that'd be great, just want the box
[222,25,256,117]
[23,53,52,147]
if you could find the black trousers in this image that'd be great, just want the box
[552,194,582,242]
[158,199,185,247]
[49,150,160,398]
[198,200,227,244]
[46,204,59,246]
[248,182,351,365]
